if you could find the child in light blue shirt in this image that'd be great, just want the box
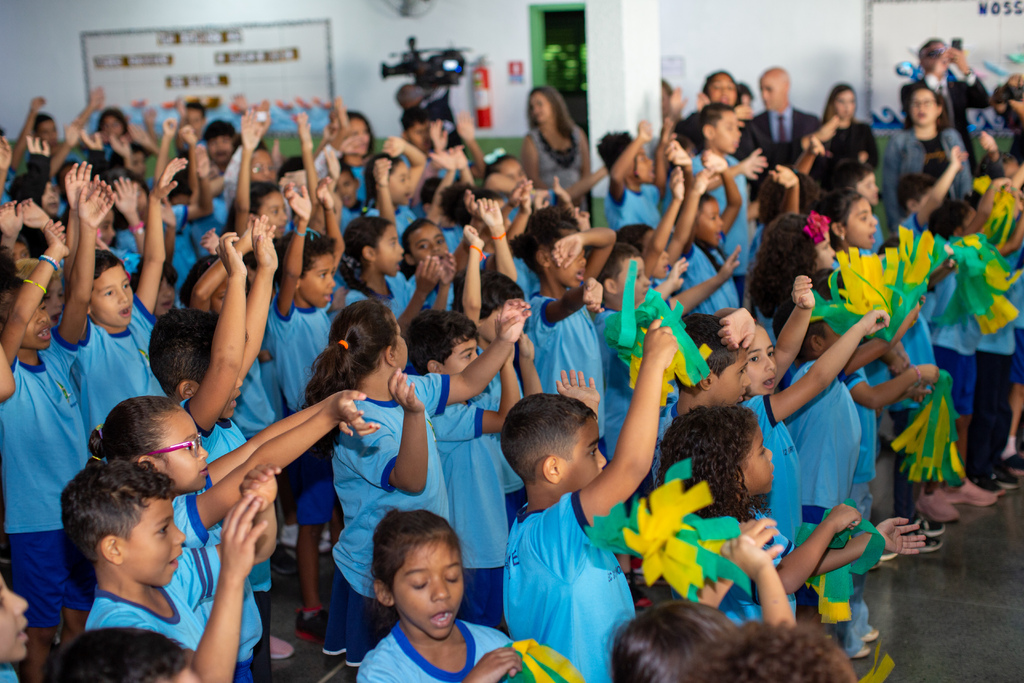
[597,122,664,231]
[302,297,528,666]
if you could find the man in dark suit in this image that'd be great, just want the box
[751,67,821,167]
[900,38,989,170]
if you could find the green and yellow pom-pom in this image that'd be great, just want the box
[503,640,585,683]
[892,370,966,484]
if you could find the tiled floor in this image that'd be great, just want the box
[265,448,1024,682]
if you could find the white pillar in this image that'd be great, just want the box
[585,0,662,198]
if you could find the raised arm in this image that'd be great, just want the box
[447,300,528,403]
[667,169,713,262]
[186,234,247,432]
[372,157,396,224]
[918,146,966,227]
[241,218,278,377]
[455,112,487,180]
[564,130,608,204]
[769,310,889,423]
[461,227,485,322]
[1,222,69,361]
[60,179,110,343]
[477,197,518,280]
[10,97,45,167]
[481,353,520,433]
[578,320,676,522]
[276,185,312,315]
[608,122,652,203]
[772,276,813,379]
[137,159,183,312]
[849,363,939,410]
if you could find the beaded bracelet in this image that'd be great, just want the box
[128,222,145,235]
[24,279,47,295]
[912,365,922,386]
[39,255,60,270]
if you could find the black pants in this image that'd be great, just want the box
[966,351,1012,478]
[251,590,272,683]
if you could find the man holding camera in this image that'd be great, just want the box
[900,38,989,170]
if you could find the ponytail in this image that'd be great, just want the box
[95,396,183,463]
[305,299,400,457]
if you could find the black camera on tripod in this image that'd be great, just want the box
[381,37,468,89]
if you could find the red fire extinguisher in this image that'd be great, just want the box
[473,59,492,129]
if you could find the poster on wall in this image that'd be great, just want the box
[81,20,333,133]
[867,0,1024,132]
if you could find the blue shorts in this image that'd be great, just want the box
[933,346,977,416]
[323,568,380,665]
[795,506,828,607]
[1011,329,1024,385]
[10,529,96,628]
[458,567,504,628]
[286,452,335,526]
[233,656,254,683]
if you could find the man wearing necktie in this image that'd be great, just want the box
[900,38,989,171]
[752,67,821,168]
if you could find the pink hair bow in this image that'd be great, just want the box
[803,211,831,244]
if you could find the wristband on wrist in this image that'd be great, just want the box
[128,222,144,235]
[24,279,47,295]
[490,232,506,240]
[39,255,60,270]
[469,245,484,259]
[912,364,922,386]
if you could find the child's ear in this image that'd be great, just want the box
[808,332,828,356]
[361,244,377,265]
[384,344,401,368]
[701,123,716,142]
[373,579,395,608]
[404,252,416,266]
[831,223,847,241]
[603,276,620,296]
[536,248,553,269]
[177,380,199,402]
[137,454,159,471]
[538,454,563,485]
[99,535,125,566]
[697,374,715,393]
[426,359,444,374]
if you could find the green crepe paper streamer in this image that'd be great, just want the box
[897,370,964,485]
[810,255,917,342]
[584,498,640,557]
[933,234,1015,326]
[795,500,886,604]
[603,260,711,386]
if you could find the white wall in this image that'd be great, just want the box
[0,0,872,140]
[0,0,579,139]
[658,0,866,121]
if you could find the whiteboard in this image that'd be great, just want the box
[867,0,1024,132]
[81,20,333,133]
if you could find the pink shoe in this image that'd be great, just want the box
[270,635,294,660]
[916,489,960,522]
[943,479,998,507]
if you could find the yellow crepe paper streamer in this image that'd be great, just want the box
[506,640,585,683]
[974,176,1018,248]
[858,642,895,683]
[891,370,966,484]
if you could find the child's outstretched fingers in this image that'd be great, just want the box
[389,371,424,413]
[876,517,926,555]
[718,307,756,350]
[220,495,266,576]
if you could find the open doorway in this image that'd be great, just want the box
[529,4,588,136]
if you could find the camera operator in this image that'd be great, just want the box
[900,38,989,170]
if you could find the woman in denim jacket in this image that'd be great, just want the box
[882,82,973,229]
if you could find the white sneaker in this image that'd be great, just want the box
[1000,435,1017,460]
[280,523,299,549]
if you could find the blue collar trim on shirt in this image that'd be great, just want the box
[294,304,317,314]
[94,587,181,625]
[108,328,132,338]
[17,359,46,373]
[391,620,475,681]
[364,397,398,407]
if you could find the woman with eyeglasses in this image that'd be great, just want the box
[881,81,973,229]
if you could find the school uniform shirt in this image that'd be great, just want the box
[604,184,661,232]
[742,396,801,543]
[0,331,87,533]
[433,402,508,569]
[504,491,632,683]
[332,374,452,598]
[358,620,509,683]
[843,370,877,485]
[396,273,454,311]
[680,244,739,315]
[182,400,246,461]
[785,362,861,509]
[86,546,219,650]
[691,154,750,274]
[264,296,331,413]
[170,205,196,294]
[653,398,681,482]
[594,309,632,458]
[718,518,796,624]
[477,369,524,495]
[0,664,15,682]
[74,295,163,431]
[440,224,464,254]
[513,257,540,302]
[527,295,605,436]
[394,205,418,239]
[925,276,983,355]
[232,361,276,439]
[345,275,414,320]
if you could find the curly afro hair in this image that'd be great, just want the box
[657,405,767,522]
[756,170,821,228]
[747,213,820,320]
[684,622,857,683]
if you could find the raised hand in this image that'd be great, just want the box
[152,157,188,200]
[389,370,424,413]
[26,136,50,157]
[219,495,268,580]
[0,136,11,170]
[791,275,815,310]
[720,245,741,278]
[582,277,604,313]
[856,309,891,336]
[552,176,573,207]
[199,228,219,255]
[382,136,405,158]
[463,225,485,251]
[251,216,278,271]
[663,257,689,290]
[666,139,692,168]
[179,124,199,148]
[414,256,443,293]
[0,203,24,242]
[78,183,115,228]
[574,207,591,232]
[316,177,335,211]
[641,319,680,370]
[373,157,392,186]
[692,168,714,196]
[19,199,49,229]
[476,198,505,237]
[428,149,457,171]
[79,130,103,151]
[637,120,654,144]
[455,110,477,143]
[669,166,685,201]
[701,150,729,175]
[295,112,313,152]
[284,183,312,223]
[556,369,600,414]
[194,145,211,179]
[738,148,768,180]
[552,232,583,269]
[769,165,798,190]
[438,253,457,285]
[30,96,46,113]
[718,306,755,350]
[161,117,178,141]
[41,220,70,261]
[428,119,448,152]
[240,110,261,151]
[109,134,132,160]
[494,298,531,343]
[334,389,381,437]
[217,232,246,279]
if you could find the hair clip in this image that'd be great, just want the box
[483,147,507,166]
[338,339,349,349]
[803,211,831,245]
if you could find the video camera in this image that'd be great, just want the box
[381,37,467,89]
